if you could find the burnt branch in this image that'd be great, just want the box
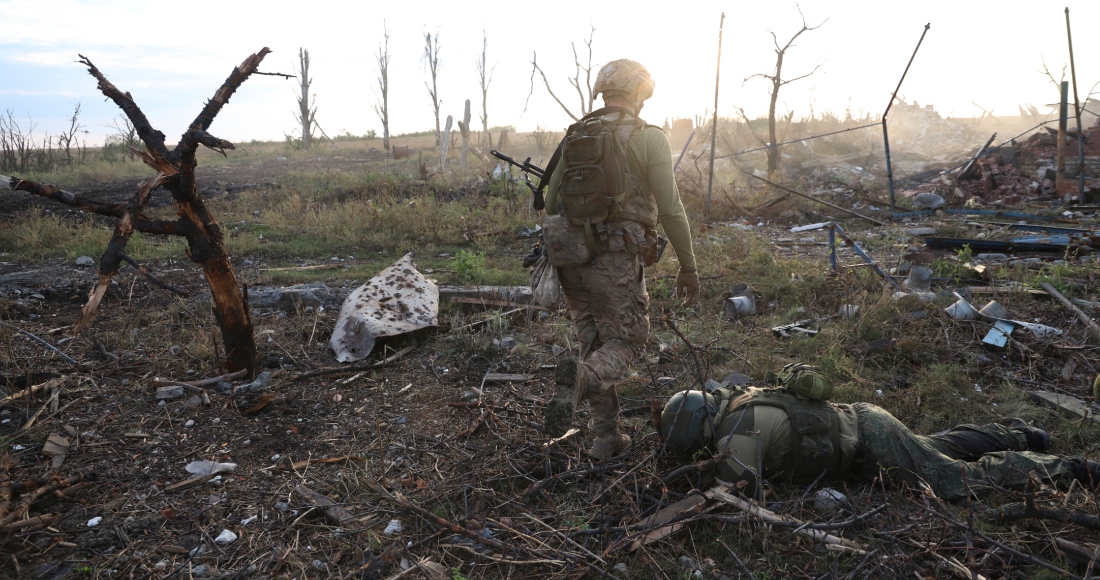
[184,48,271,140]
[118,253,190,298]
[74,171,169,333]
[253,70,294,79]
[77,55,170,160]
[7,176,126,218]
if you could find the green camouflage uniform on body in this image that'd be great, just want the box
[541,59,698,458]
[665,383,1088,500]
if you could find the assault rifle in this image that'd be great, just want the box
[490,150,548,210]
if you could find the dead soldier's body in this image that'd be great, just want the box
[661,386,1100,500]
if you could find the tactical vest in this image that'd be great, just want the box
[718,387,850,481]
[557,107,659,252]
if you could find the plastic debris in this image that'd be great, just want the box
[330,253,439,363]
[86,517,102,527]
[384,519,402,535]
[185,461,238,475]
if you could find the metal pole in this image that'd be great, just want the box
[1065,8,1086,203]
[884,23,931,214]
[705,12,725,218]
[1057,81,1068,198]
[673,131,695,173]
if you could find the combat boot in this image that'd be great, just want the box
[1070,458,1100,490]
[590,433,631,461]
[999,418,1052,452]
[543,358,588,438]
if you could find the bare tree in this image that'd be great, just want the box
[106,115,139,161]
[476,29,496,149]
[422,29,443,147]
[57,102,87,165]
[372,21,391,150]
[741,7,826,178]
[525,24,596,122]
[295,47,317,150]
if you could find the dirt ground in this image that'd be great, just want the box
[2,145,1100,580]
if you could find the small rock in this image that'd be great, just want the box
[86,517,102,527]
[155,386,186,401]
[500,337,517,349]
[274,501,289,512]
[184,396,202,407]
[613,563,628,574]
[168,345,181,356]
[184,420,195,427]
[313,560,328,571]
[657,376,675,387]
[551,345,564,356]
[75,256,95,267]
[913,192,945,209]
[814,488,846,512]
[904,227,936,236]
[190,564,213,578]
[384,519,402,535]
[214,529,238,545]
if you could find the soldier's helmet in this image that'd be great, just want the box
[593,59,655,102]
[660,390,716,456]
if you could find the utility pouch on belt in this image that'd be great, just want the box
[542,215,593,267]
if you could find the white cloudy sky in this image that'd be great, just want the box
[1,0,1098,146]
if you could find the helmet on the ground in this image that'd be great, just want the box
[593,59,655,102]
[660,390,716,456]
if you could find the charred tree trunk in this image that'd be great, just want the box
[5,51,272,377]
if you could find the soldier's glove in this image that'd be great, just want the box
[674,267,700,307]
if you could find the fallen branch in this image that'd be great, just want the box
[990,501,1100,530]
[292,345,415,380]
[703,485,867,554]
[294,484,361,528]
[1041,282,1100,342]
[0,322,77,365]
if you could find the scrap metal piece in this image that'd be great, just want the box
[330,254,439,363]
[982,320,1016,348]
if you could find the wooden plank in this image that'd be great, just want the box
[482,373,531,383]
[449,297,547,311]
[260,264,340,272]
[966,286,1049,296]
[1031,390,1098,425]
[294,484,360,528]
[439,285,533,305]
[629,494,708,550]
[164,474,211,494]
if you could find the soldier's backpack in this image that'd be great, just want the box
[556,106,641,252]
[766,363,833,401]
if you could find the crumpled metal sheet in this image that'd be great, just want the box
[330,253,438,362]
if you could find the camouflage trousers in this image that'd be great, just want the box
[853,403,1079,500]
[558,250,650,437]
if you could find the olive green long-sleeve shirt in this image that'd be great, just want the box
[543,116,697,270]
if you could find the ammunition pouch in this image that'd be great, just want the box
[542,215,593,267]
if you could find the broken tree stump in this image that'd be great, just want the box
[5,50,275,377]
